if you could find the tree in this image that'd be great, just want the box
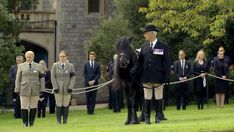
[0,0,24,105]
[88,0,148,64]
[139,0,234,61]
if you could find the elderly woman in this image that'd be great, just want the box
[51,51,76,124]
[214,51,229,108]
[15,51,45,127]
[192,50,209,110]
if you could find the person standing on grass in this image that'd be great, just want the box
[173,50,192,110]
[9,55,24,119]
[139,24,171,124]
[214,51,229,108]
[212,46,232,104]
[15,51,45,127]
[83,51,101,115]
[37,60,50,118]
[51,51,76,124]
[192,50,209,110]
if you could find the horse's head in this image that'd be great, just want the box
[116,37,133,69]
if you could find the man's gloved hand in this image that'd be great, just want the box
[67,88,73,93]
[54,89,59,93]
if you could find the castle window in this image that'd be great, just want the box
[85,0,106,18]
[88,0,100,13]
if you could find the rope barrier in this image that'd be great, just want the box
[42,74,234,95]
[207,74,234,82]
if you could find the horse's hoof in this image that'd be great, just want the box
[130,120,139,124]
[125,122,130,125]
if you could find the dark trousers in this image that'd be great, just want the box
[13,95,21,118]
[37,96,48,117]
[86,90,97,114]
[176,83,188,110]
[196,91,205,109]
[112,88,124,112]
[48,93,55,113]
[108,86,113,109]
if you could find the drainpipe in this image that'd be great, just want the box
[54,20,57,61]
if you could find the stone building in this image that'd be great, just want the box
[15,0,115,104]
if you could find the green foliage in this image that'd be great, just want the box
[139,0,234,62]
[6,0,39,12]
[0,1,24,104]
[88,0,148,65]
[88,14,132,64]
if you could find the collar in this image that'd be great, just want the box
[150,39,158,48]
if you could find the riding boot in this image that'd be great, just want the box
[63,106,69,124]
[155,100,161,124]
[144,100,151,124]
[56,106,62,124]
[21,109,28,127]
[29,108,37,127]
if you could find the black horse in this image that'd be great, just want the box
[113,37,143,125]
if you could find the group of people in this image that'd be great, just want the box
[173,47,231,110]
[10,50,100,127]
[9,24,232,127]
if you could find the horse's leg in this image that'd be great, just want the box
[138,88,145,122]
[130,91,139,124]
[125,89,132,125]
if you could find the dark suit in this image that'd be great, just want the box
[9,64,21,118]
[44,70,55,113]
[139,40,171,83]
[139,40,171,123]
[173,60,192,110]
[83,61,100,114]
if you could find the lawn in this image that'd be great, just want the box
[0,102,234,132]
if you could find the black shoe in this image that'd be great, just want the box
[29,109,37,127]
[56,106,62,124]
[37,114,41,118]
[155,115,160,124]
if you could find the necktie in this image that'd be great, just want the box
[62,64,64,69]
[29,63,32,69]
[150,42,153,49]
[181,60,184,75]
[92,61,94,69]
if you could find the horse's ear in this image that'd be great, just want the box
[128,36,134,43]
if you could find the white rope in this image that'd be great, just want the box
[207,74,234,82]
[42,73,234,95]
[73,79,113,91]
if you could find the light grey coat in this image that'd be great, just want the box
[15,62,45,96]
[51,62,76,95]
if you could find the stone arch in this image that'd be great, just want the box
[19,39,49,66]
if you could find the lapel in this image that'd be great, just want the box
[64,62,69,70]
[58,62,63,70]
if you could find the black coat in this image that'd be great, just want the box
[9,64,18,98]
[139,40,171,83]
[83,61,101,87]
[173,60,192,82]
[192,60,209,93]
[214,58,229,93]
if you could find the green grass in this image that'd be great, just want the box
[0,103,234,132]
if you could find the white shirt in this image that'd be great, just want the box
[150,39,158,49]
[89,60,95,68]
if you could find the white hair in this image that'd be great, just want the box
[25,51,34,58]
[150,31,157,36]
